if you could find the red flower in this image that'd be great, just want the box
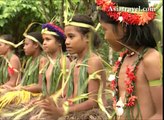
[110,49,138,109]
[126,85,134,94]
[126,66,133,74]
[102,3,110,11]
[110,80,116,90]
[108,11,119,20]
[128,14,140,25]
[8,66,15,76]
[126,96,137,107]
[125,80,131,86]
[121,12,130,22]
[126,66,136,81]
[148,11,156,19]
[113,61,120,72]
[115,61,120,66]
[96,0,106,6]
[127,72,136,81]
[119,50,128,57]
[107,2,116,12]
[96,0,155,26]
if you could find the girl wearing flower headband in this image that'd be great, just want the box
[40,22,70,96]
[97,0,162,119]
[0,34,21,88]
[33,15,108,120]
[0,23,70,120]
[20,22,71,120]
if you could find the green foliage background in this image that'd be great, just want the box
[0,0,162,64]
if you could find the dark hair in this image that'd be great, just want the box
[71,15,101,49]
[99,0,157,48]
[112,0,149,8]
[27,32,43,44]
[53,35,66,52]
[0,34,15,49]
[42,23,66,52]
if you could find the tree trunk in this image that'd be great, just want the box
[60,0,64,28]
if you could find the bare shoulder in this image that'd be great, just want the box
[39,56,48,68]
[9,54,21,69]
[40,56,48,63]
[10,54,20,64]
[10,54,20,63]
[143,48,161,66]
[142,48,162,80]
[88,53,102,66]
[87,53,104,74]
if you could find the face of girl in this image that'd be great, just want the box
[0,42,9,55]
[42,34,60,54]
[100,20,124,52]
[65,26,88,54]
[23,38,37,56]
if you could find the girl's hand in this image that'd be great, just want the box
[1,84,12,89]
[26,98,43,107]
[0,85,14,92]
[38,97,64,118]
[2,85,22,91]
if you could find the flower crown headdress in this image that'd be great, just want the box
[41,23,66,40]
[96,0,162,26]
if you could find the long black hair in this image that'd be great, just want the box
[99,0,158,48]
[71,15,101,49]
[27,32,43,44]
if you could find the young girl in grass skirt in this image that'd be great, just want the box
[28,22,70,120]
[0,34,21,88]
[0,22,70,120]
[29,15,109,120]
[0,31,48,119]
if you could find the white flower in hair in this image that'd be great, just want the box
[118,16,123,22]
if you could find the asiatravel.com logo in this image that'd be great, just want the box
[108,6,156,12]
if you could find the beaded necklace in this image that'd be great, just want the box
[110,48,148,119]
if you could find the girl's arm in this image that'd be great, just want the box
[69,56,105,112]
[22,56,48,93]
[143,50,162,119]
[4,55,21,87]
[39,56,106,117]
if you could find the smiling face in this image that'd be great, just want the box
[100,20,124,52]
[42,34,61,54]
[64,26,88,54]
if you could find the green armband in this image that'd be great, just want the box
[149,79,162,86]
